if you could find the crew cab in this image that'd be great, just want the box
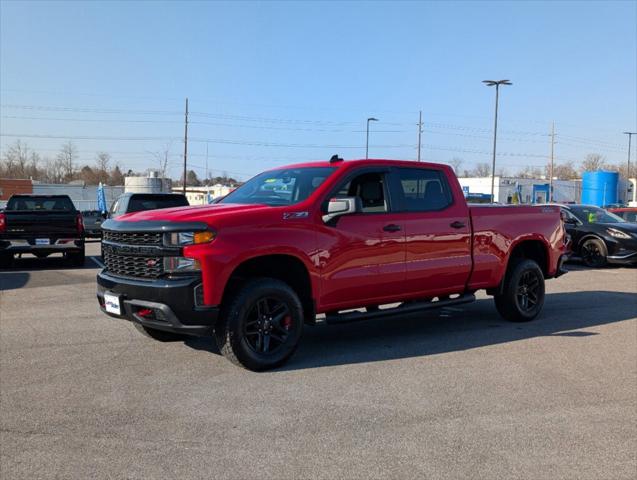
[0,194,85,268]
[97,158,568,370]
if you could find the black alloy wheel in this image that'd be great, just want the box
[580,238,607,268]
[215,278,304,371]
[244,297,294,355]
[516,270,541,313]
[494,258,545,322]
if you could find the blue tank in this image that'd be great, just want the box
[581,171,619,207]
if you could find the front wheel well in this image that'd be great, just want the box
[576,234,607,254]
[222,254,315,324]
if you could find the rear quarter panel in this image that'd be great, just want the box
[468,205,565,289]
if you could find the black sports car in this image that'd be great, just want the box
[559,204,637,267]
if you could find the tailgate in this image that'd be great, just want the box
[4,211,79,236]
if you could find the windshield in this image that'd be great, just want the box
[219,167,336,206]
[571,206,626,224]
[6,196,75,211]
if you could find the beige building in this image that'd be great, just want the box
[173,185,235,205]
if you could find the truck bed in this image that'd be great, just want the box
[468,204,564,289]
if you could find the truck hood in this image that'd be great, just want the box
[118,203,272,223]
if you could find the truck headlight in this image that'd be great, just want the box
[606,228,631,240]
[166,231,215,246]
[163,256,201,272]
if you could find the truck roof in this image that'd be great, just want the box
[265,158,451,172]
[9,194,72,198]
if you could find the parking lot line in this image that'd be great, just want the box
[89,256,104,268]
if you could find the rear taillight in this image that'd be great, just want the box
[76,213,84,235]
[0,213,6,233]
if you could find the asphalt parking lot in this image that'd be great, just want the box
[1,243,636,479]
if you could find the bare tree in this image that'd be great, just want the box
[2,139,30,178]
[109,165,125,186]
[517,165,544,178]
[94,152,111,184]
[45,156,66,183]
[149,141,172,178]
[580,153,605,172]
[605,163,629,179]
[26,152,41,179]
[546,161,578,180]
[95,152,110,172]
[496,167,509,177]
[472,162,491,177]
[57,141,78,180]
[448,157,463,174]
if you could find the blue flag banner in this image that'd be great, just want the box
[97,182,107,213]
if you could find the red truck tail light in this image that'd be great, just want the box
[76,212,84,235]
[0,213,5,233]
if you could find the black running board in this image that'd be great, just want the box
[324,293,476,325]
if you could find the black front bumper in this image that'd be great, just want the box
[96,270,219,336]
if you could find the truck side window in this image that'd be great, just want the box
[395,168,452,212]
[336,172,388,213]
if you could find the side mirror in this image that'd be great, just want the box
[322,197,359,223]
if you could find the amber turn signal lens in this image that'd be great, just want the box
[193,231,215,244]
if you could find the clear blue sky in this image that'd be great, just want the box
[1,0,635,180]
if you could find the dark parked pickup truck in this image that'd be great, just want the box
[97,158,569,371]
[108,193,189,219]
[0,194,85,268]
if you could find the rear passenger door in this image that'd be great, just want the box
[390,166,472,297]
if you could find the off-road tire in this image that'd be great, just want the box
[67,248,85,267]
[0,253,13,269]
[494,258,545,322]
[215,278,304,371]
[134,323,188,342]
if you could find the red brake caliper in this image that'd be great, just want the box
[281,315,292,330]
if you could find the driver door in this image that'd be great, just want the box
[317,169,406,310]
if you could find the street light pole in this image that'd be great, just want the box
[417,110,423,162]
[483,79,512,202]
[366,117,378,160]
[624,132,636,179]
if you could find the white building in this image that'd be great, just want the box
[31,181,124,211]
[457,176,581,204]
[172,184,236,205]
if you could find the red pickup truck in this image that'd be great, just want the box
[97,158,568,370]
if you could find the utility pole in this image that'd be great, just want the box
[417,110,423,162]
[624,132,636,179]
[182,97,189,195]
[549,121,555,202]
[483,79,512,203]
